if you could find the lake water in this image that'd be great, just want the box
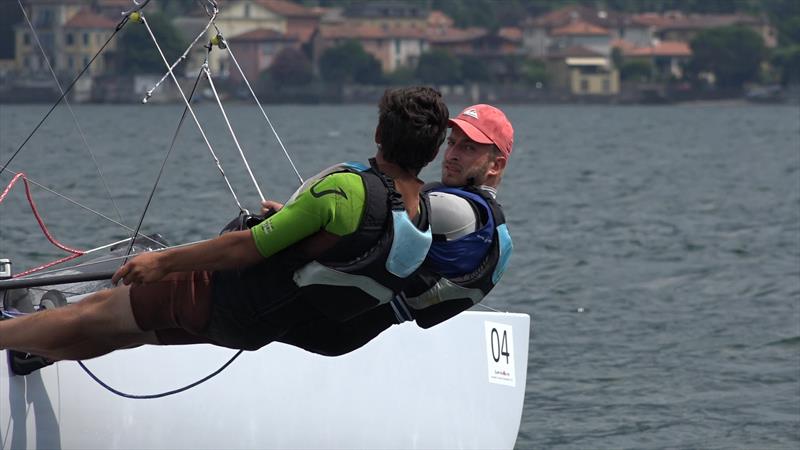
[1,101,798,449]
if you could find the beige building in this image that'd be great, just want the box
[14,0,111,77]
[567,57,620,95]
[548,47,619,96]
[60,11,117,77]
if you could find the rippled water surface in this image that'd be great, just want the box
[1,102,798,449]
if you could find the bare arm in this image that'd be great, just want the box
[112,230,262,286]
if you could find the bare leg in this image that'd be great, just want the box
[0,285,155,361]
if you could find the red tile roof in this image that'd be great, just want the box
[611,38,637,52]
[64,9,117,29]
[551,20,610,36]
[625,41,691,57]
[498,27,522,42]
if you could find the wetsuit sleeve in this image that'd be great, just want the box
[250,172,365,259]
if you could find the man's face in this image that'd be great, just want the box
[441,126,498,186]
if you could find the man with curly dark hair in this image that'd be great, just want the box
[0,87,449,365]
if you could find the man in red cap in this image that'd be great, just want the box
[275,104,515,355]
[441,103,513,188]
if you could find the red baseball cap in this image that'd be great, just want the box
[448,104,514,157]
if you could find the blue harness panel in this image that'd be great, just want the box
[386,210,432,277]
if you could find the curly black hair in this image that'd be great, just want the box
[377,86,449,174]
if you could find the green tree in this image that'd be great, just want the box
[267,47,312,86]
[460,55,490,82]
[385,66,416,85]
[521,58,549,85]
[318,40,382,84]
[354,55,383,84]
[620,60,653,82]
[117,12,185,75]
[771,45,800,84]
[415,49,461,84]
[610,47,624,69]
[688,26,766,88]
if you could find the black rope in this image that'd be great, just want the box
[0,15,129,177]
[77,350,243,399]
[122,64,206,262]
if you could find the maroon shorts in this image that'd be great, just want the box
[129,271,217,345]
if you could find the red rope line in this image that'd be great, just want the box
[0,172,85,277]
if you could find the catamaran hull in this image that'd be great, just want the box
[1,310,529,449]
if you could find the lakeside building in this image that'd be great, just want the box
[546,46,620,97]
[226,28,301,84]
[1,1,780,103]
[13,0,120,101]
[312,23,428,74]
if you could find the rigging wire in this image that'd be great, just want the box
[203,61,266,201]
[142,7,219,103]
[16,0,124,224]
[0,166,165,249]
[222,36,304,184]
[139,13,245,212]
[3,0,250,400]
[122,62,207,262]
[13,237,210,280]
[198,3,303,184]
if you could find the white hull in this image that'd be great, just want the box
[1,311,529,449]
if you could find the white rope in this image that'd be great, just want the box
[140,13,245,212]
[203,62,266,201]
[142,9,218,103]
[475,303,502,313]
[223,38,304,184]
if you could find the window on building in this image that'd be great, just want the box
[83,56,90,67]
[68,55,74,69]
[580,79,589,92]
[66,33,74,46]
[602,78,610,93]
[23,33,31,45]
[83,33,89,46]
[244,4,250,17]
[36,9,53,27]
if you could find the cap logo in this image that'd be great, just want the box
[462,108,479,120]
